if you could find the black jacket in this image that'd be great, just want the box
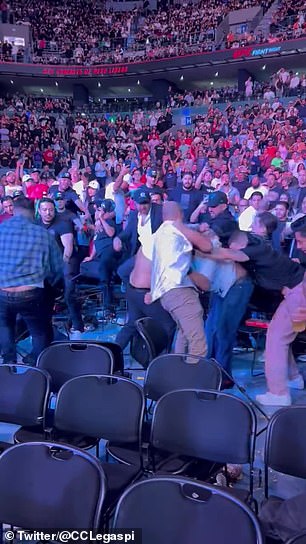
[208,208,237,246]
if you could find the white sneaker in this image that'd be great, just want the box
[297,354,306,362]
[256,392,291,406]
[288,375,304,390]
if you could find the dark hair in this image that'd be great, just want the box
[296,226,306,238]
[228,229,248,246]
[1,196,13,203]
[275,200,289,211]
[13,197,35,213]
[257,212,278,236]
[250,191,263,200]
[38,198,55,207]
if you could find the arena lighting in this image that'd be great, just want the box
[215,71,219,77]
[262,64,266,70]
[137,79,140,85]
[296,71,299,75]
[98,82,101,87]
[128,88,131,92]
[210,81,214,85]
[55,81,58,86]
[40,88,44,92]
[10,80,13,84]
[180,75,184,81]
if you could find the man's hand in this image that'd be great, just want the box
[82,256,92,263]
[144,292,152,305]
[113,237,122,252]
[291,307,306,324]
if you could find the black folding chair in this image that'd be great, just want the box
[15,375,145,518]
[51,340,124,374]
[130,317,171,369]
[0,365,50,452]
[37,342,114,392]
[150,389,257,506]
[144,354,222,402]
[113,476,264,544]
[106,355,222,468]
[0,442,105,531]
[264,406,306,499]
[15,374,144,457]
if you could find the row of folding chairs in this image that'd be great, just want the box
[1,362,306,511]
[0,442,263,544]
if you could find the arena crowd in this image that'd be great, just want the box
[0,0,305,64]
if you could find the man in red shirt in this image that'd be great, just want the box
[26,176,49,201]
[43,147,54,166]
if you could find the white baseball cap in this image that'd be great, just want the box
[88,180,99,190]
[22,174,32,183]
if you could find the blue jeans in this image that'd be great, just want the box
[205,277,254,375]
[0,288,51,363]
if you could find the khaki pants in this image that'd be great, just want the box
[161,287,207,357]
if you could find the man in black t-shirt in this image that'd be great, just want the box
[167,172,203,222]
[38,198,84,333]
[206,191,238,246]
[49,173,88,216]
[212,229,306,406]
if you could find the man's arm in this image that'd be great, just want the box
[60,232,74,262]
[174,221,212,253]
[196,247,250,262]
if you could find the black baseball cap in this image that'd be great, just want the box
[208,191,228,208]
[61,173,71,179]
[133,188,151,204]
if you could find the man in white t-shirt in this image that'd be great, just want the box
[239,191,263,232]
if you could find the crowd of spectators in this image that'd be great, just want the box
[0,66,306,409]
[1,0,305,66]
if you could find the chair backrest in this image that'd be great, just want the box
[113,476,263,544]
[286,535,306,544]
[0,442,106,529]
[51,340,124,374]
[37,343,114,392]
[265,406,306,497]
[0,365,50,427]
[131,317,170,369]
[144,355,222,401]
[151,389,256,466]
[54,375,145,444]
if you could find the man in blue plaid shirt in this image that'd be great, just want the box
[0,197,63,363]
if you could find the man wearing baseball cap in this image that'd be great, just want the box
[113,188,163,283]
[205,191,238,246]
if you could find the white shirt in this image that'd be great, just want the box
[239,206,257,232]
[151,221,193,302]
[73,180,87,202]
[244,185,268,200]
[137,210,153,258]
